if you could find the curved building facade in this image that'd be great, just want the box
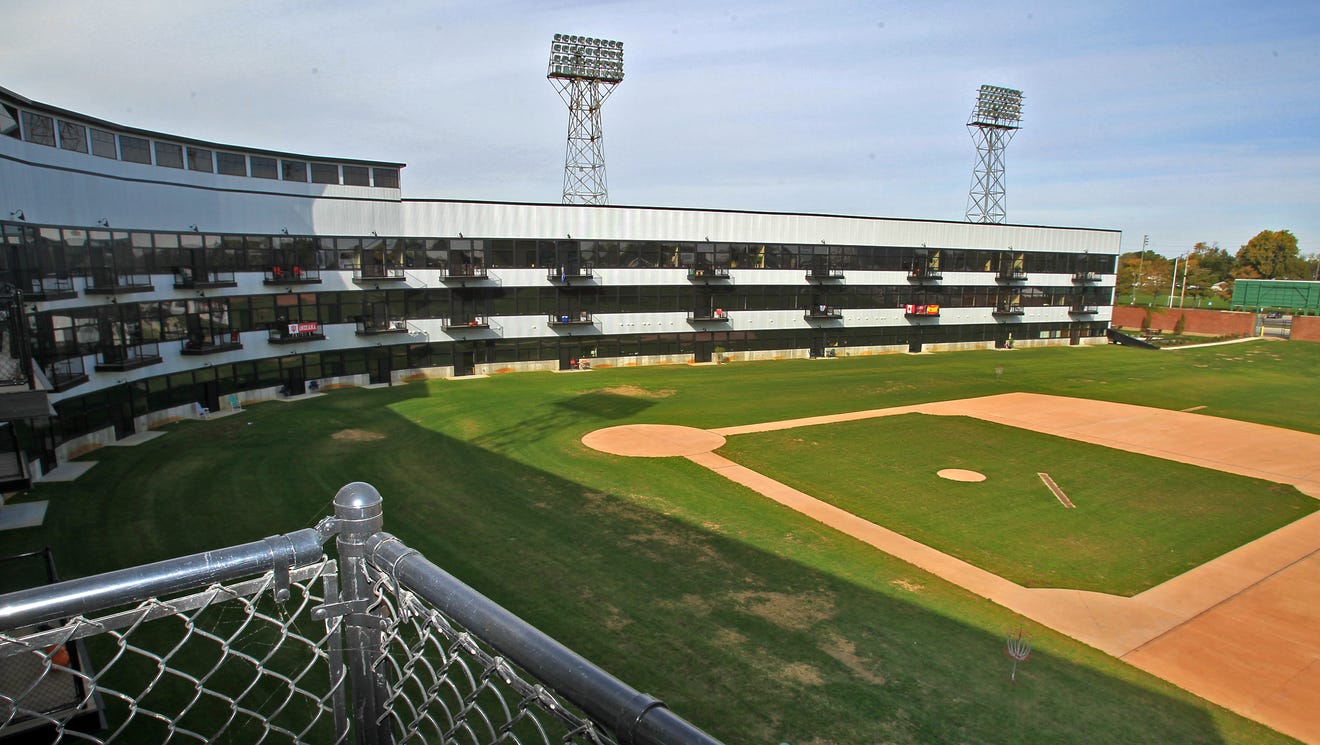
[0,85,1118,481]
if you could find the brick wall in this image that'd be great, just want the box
[1111,306,1255,336]
[1291,315,1320,342]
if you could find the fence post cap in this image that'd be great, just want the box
[334,481,383,512]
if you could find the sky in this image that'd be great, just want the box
[6,0,1319,258]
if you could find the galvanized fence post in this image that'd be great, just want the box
[333,481,393,745]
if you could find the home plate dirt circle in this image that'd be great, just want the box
[582,424,726,457]
[937,468,986,482]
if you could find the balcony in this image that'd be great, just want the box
[1069,304,1099,315]
[992,304,1025,316]
[268,322,326,344]
[85,269,153,295]
[181,332,243,355]
[687,310,731,323]
[995,269,1028,282]
[47,357,89,392]
[904,303,941,318]
[441,264,489,283]
[805,305,843,320]
[353,265,407,282]
[1073,271,1103,283]
[24,275,78,301]
[805,267,844,282]
[174,268,237,290]
[548,312,594,327]
[94,342,163,372]
[443,316,491,331]
[907,267,942,282]
[548,265,594,284]
[687,265,730,282]
[263,266,322,285]
[355,318,410,335]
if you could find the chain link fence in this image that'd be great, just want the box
[0,483,721,745]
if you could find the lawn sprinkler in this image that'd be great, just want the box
[1005,628,1032,683]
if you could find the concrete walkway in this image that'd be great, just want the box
[583,394,1320,744]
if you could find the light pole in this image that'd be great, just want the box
[547,35,625,206]
[966,85,1023,224]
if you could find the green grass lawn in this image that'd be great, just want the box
[719,413,1317,595]
[6,341,1319,744]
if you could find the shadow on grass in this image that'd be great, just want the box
[4,386,1257,745]
[553,391,659,420]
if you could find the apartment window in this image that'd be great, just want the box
[281,160,308,182]
[90,128,117,158]
[342,165,370,186]
[119,135,152,164]
[21,111,55,146]
[155,141,184,168]
[372,167,400,189]
[186,147,214,172]
[58,120,88,153]
[250,155,278,179]
[310,163,339,184]
[216,151,247,176]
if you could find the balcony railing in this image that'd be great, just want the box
[353,265,407,282]
[25,275,78,301]
[992,304,1025,316]
[268,322,326,344]
[686,265,730,281]
[355,318,409,335]
[1073,271,1103,283]
[907,267,942,281]
[1069,304,1099,315]
[441,264,489,281]
[173,268,238,290]
[263,266,322,285]
[443,316,491,331]
[548,312,594,327]
[181,332,243,355]
[84,269,153,295]
[805,267,844,282]
[548,265,594,283]
[995,268,1028,282]
[805,305,843,320]
[0,483,724,745]
[687,309,731,322]
[94,342,162,371]
[47,357,89,392]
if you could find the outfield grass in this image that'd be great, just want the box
[6,341,1318,744]
[719,413,1317,595]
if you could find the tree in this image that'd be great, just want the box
[1233,230,1306,280]
[1184,241,1235,301]
[1115,250,1168,304]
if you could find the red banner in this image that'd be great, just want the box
[288,322,320,334]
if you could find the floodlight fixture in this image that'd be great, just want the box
[965,84,1024,224]
[548,34,626,205]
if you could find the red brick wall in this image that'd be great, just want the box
[1291,315,1320,342]
[1111,306,1255,336]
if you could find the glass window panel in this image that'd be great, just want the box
[342,165,370,186]
[57,120,88,153]
[281,159,307,182]
[186,147,213,172]
[21,111,55,146]
[154,141,184,168]
[310,163,339,184]
[0,104,18,139]
[90,128,117,158]
[119,135,152,164]
[372,168,399,188]
[216,151,247,176]
[250,155,278,179]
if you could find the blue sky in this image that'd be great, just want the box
[7,0,1319,257]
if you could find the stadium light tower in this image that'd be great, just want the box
[965,85,1023,224]
[547,34,624,205]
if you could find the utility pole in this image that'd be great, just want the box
[1168,255,1179,308]
[1133,234,1147,304]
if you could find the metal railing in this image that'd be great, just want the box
[0,483,722,745]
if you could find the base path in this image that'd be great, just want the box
[583,394,1320,744]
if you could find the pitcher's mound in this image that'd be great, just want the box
[938,468,986,482]
[583,424,725,457]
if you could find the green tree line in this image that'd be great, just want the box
[1116,229,1317,305]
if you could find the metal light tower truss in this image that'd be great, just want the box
[548,34,624,205]
[965,84,1023,224]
